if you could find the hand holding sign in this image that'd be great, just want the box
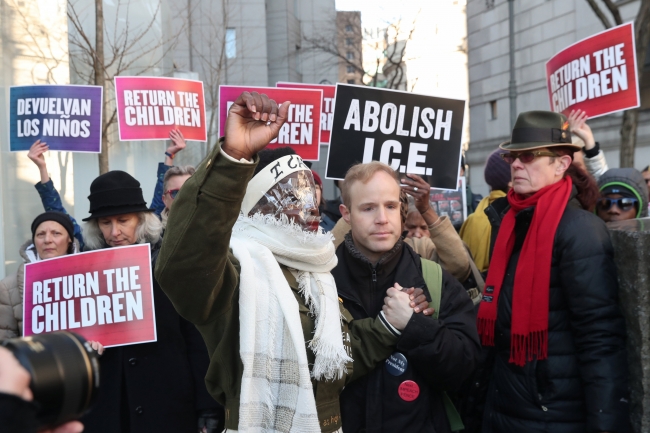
[167,129,187,156]
[222,91,290,161]
[401,174,435,214]
[28,140,51,184]
[567,109,596,150]
[28,139,48,169]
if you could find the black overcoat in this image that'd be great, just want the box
[80,243,216,433]
[479,195,630,433]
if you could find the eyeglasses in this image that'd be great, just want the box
[597,197,638,212]
[500,150,558,165]
[164,189,180,199]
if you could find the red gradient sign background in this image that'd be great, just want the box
[23,244,156,347]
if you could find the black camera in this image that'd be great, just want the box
[2,331,100,428]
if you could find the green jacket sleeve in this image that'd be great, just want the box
[344,308,398,384]
[155,140,257,325]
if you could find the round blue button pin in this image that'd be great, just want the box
[385,352,408,376]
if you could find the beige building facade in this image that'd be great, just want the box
[466,0,650,196]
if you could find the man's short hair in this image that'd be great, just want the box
[643,165,650,173]
[341,161,400,208]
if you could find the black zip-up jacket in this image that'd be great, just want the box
[332,233,480,433]
[478,193,631,433]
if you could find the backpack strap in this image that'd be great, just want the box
[419,257,465,432]
[420,258,442,319]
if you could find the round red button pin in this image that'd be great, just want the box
[398,380,420,402]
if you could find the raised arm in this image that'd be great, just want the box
[150,129,187,216]
[155,92,289,324]
[568,109,609,180]
[28,140,84,249]
[401,174,471,281]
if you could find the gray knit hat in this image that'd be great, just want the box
[598,168,649,218]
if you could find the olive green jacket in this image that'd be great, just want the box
[155,141,397,432]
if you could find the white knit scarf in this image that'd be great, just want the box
[230,214,351,433]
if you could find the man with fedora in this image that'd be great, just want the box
[476,111,630,433]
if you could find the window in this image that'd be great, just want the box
[346,38,353,46]
[347,65,355,74]
[226,28,236,59]
[489,100,497,120]
[346,51,354,60]
[347,79,355,84]
[346,25,353,32]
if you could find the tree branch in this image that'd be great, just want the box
[585,0,612,29]
[601,0,623,25]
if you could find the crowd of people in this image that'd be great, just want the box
[0,91,643,433]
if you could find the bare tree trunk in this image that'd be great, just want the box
[620,109,638,167]
[95,0,109,174]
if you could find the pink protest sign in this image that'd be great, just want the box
[546,23,640,118]
[277,82,335,145]
[115,76,207,141]
[23,244,157,348]
[218,85,323,161]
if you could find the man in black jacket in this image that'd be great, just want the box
[478,111,630,433]
[332,161,480,433]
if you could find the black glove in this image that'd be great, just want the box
[197,408,225,433]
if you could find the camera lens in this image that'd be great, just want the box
[2,331,100,428]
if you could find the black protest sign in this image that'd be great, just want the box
[325,84,465,190]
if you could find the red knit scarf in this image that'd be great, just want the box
[477,176,572,367]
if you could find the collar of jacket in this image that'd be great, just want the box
[485,185,580,226]
[342,230,405,271]
[335,232,429,317]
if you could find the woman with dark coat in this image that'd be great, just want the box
[477,111,630,433]
[78,171,219,433]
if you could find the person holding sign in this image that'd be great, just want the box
[401,173,472,283]
[27,132,188,249]
[155,91,433,433]
[476,111,630,433]
[0,212,80,341]
[567,109,609,180]
[28,140,85,249]
[149,129,193,220]
[78,172,221,433]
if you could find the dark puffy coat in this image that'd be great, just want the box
[80,243,216,433]
[332,234,480,433]
[479,194,630,433]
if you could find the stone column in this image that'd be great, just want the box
[608,218,650,433]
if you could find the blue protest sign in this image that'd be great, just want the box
[9,85,103,153]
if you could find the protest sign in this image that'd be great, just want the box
[276,82,335,144]
[23,244,156,348]
[115,76,207,141]
[429,176,467,226]
[9,85,103,152]
[546,22,639,118]
[219,85,323,160]
[326,84,465,190]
